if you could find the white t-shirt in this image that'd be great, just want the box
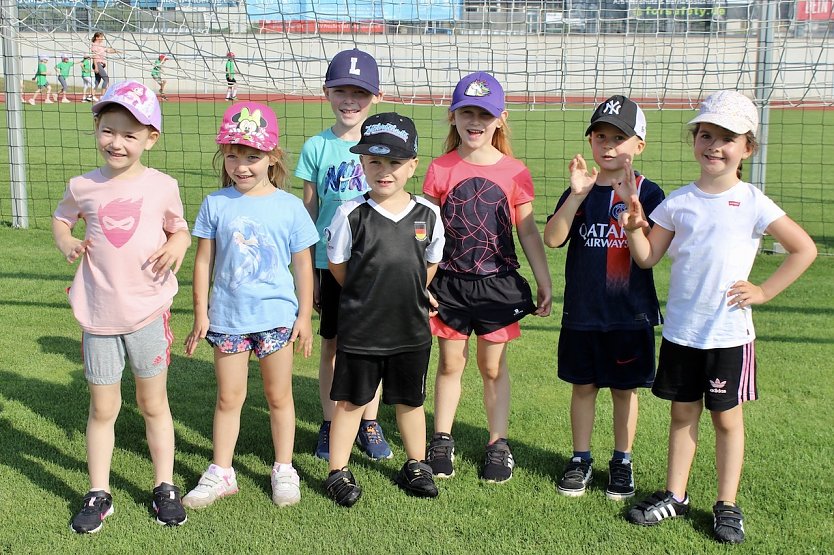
[650,181,785,349]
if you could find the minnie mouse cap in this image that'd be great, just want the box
[92,80,162,132]
[216,101,279,152]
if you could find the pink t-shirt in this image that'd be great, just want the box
[54,167,188,334]
[91,42,105,67]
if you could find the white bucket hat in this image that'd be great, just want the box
[688,90,759,137]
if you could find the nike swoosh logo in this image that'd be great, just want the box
[616,357,638,365]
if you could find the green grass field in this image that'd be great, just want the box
[0,100,833,553]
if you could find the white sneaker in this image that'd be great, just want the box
[27,99,35,105]
[45,99,54,104]
[182,464,238,509]
[271,465,301,507]
[91,95,99,101]
[61,98,70,103]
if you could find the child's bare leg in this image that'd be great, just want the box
[211,350,250,467]
[328,400,365,471]
[711,405,745,503]
[135,369,174,486]
[666,400,702,498]
[570,384,599,452]
[396,404,427,461]
[260,344,295,464]
[86,383,122,490]
[611,387,638,453]
[477,338,509,442]
[433,337,468,434]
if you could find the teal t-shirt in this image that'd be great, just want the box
[225,59,235,78]
[294,128,370,269]
[56,61,73,77]
[151,60,162,78]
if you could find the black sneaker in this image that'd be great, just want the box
[426,432,455,478]
[557,456,593,497]
[152,482,187,526]
[70,490,114,534]
[627,490,691,526]
[324,468,362,508]
[605,458,635,501]
[482,439,514,483]
[713,501,745,544]
[394,459,439,498]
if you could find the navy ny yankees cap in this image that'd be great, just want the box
[586,95,647,140]
[324,48,380,95]
[350,112,418,159]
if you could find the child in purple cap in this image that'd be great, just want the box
[184,102,319,510]
[53,79,190,533]
[295,48,393,463]
[423,71,552,484]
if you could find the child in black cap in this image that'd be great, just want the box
[323,113,446,506]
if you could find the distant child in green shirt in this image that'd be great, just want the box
[81,55,94,102]
[224,51,237,101]
[55,55,74,103]
[151,54,168,101]
[28,55,54,105]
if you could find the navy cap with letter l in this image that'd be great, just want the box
[349,112,418,160]
[324,48,380,95]
[585,95,647,140]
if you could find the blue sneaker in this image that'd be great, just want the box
[315,421,330,461]
[356,420,393,460]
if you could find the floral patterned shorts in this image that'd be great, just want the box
[205,327,292,359]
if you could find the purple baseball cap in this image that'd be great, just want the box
[216,102,279,152]
[92,81,162,132]
[324,48,380,95]
[449,71,505,117]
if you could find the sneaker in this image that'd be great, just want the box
[182,464,239,509]
[152,483,187,526]
[394,459,439,498]
[324,468,362,508]
[314,420,330,460]
[70,490,114,534]
[482,439,514,483]
[605,458,635,501]
[61,98,70,103]
[271,465,301,507]
[426,433,455,478]
[713,501,745,544]
[557,456,593,497]
[627,490,691,526]
[27,98,35,105]
[356,420,393,460]
[92,95,99,101]
[45,99,54,104]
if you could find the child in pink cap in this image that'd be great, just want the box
[53,80,191,533]
[183,102,319,509]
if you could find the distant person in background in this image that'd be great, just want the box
[152,54,168,101]
[28,54,54,105]
[80,54,94,102]
[91,31,118,100]
[224,52,237,101]
[55,55,74,103]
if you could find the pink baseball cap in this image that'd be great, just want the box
[92,80,162,132]
[216,102,279,152]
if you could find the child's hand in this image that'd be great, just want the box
[428,290,439,318]
[61,238,91,263]
[148,231,189,277]
[612,158,638,200]
[727,280,767,308]
[618,195,649,232]
[534,285,552,317]
[290,318,313,358]
[185,315,209,356]
[568,154,598,197]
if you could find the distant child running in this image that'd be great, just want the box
[28,55,54,105]
[52,81,191,533]
[295,48,392,462]
[151,54,168,101]
[224,52,237,101]
[423,72,552,483]
[543,96,664,500]
[91,32,118,99]
[620,90,817,544]
[183,102,318,509]
[323,113,445,507]
[56,55,74,103]
[81,55,94,102]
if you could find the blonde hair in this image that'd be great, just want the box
[690,123,759,180]
[214,143,288,190]
[443,111,513,157]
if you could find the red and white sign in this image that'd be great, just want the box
[797,1,834,21]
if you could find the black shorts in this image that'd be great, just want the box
[317,269,341,339]
[652,338,758,412]
[331,347,431,408]
[430,270,536,336]
[558,327,656,389]
[226,77,236,85]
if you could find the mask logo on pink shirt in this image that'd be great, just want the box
[98,197,143,247]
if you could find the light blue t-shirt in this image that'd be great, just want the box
[192,187,319,335]
[294,127,370,269]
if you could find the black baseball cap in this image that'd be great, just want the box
[349,113,418,159]
[585,95,647,140]
[324,48,380,95]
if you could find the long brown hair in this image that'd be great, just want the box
[443,111,513,157]
[214,143,288,190]
[690,124,759,179]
